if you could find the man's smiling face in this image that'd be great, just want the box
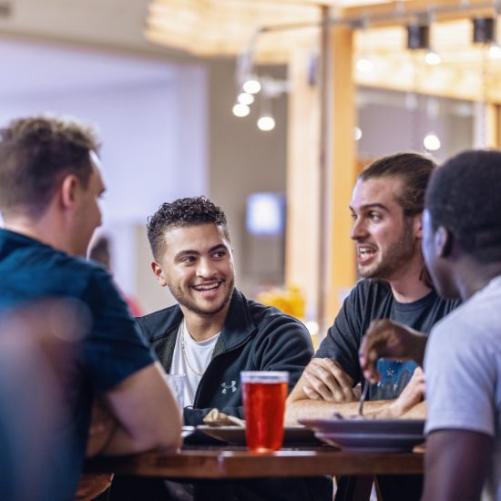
[153,223,235,317]
[349,176,421,281]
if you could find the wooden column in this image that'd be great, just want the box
[285,23,357,333]
[486,103,501,148]
[324,25,357,323]
[285,47,321,321]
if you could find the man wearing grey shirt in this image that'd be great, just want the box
[361,150,501,500]
[421,151,501,501]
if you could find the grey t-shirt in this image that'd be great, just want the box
[425,276,501,501]
[316,279,459,399]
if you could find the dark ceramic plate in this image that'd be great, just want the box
[196,425,320,446]
[299,418,425,452]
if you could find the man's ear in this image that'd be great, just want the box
[60,175,79,209]
[435,226,453,258]
[413,213,423,238]
[151,261,167,287]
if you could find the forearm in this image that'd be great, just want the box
[99,426,144,455]
[75,473,114,501]
[401,400,426,419]
[367,400,426,419]
[285,398,390,425]
[85,400,117,458]
[86,423,116,457]
[99,424,180,456]
[286,395,427,424]
[184,405,245,426]
[100,363,183,455]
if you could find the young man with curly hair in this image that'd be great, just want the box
[111,196,331,501]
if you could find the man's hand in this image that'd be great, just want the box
[389,367,426,417]
[302,358,358,402]
[75,473,114,501]
[359,320,428,383]
[375,367,426,419]
[86,399,116,457]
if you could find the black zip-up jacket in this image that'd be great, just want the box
[137,289,314,425]
[111,291,332,500]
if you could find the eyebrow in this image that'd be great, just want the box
[349,203,389,213]
[174,243,228,260]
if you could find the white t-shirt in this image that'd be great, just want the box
[170,320,219,408]
[425,276,501,501]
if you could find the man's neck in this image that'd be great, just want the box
[182,304,229,342]
[4,215,72,255]
[455,259,501,301]
[390,277,431,304]
[388,256,432,303]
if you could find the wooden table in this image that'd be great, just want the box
[86,446,424,479]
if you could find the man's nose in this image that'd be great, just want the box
[196,258,216,277]
[350,217,367,241]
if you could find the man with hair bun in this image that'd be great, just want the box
[287,152,459,501]
[288,153,458,419]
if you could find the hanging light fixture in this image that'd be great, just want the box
[243,78,262,95]
[355,17,375,74]
[406,20,441,65]
[256,88,276,132]
[471,16,501,59]
[472,17,496,44]
[423,133,441,151]
[257,115,276,131]
[238,92,255,105]
[356,57,374,73]
[406,20,443,153]
[232,103,250,118]
[407,23,430,50]
[424,49,441,65]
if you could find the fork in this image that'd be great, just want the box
[358,379,369,417]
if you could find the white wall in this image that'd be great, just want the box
[0,75,208,224]
[0,39,208,312]
[208,59,288,297]
[357,88,473,161]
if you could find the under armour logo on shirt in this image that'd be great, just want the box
[221,380,237,394]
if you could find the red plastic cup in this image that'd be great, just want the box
[241,371,289,453]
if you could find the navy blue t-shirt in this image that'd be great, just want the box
[0,229,155,499]
[315,279,459,400]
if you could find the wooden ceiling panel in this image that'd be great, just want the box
[146,0,501,101]
[146,0,320,60]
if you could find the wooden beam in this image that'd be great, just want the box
[354,21,501,104]
[325,25,357,322]
[341,0,495,26]
[486,104,501,148]
[285,47,321,321]
[285,23,358,328]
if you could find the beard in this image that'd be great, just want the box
[169,278,235,317]
[359,220,419,281]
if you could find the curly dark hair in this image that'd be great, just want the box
[0,115,100,217]
[426,149,501,263]
[359,152,436,216]
[147,196,229,258]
